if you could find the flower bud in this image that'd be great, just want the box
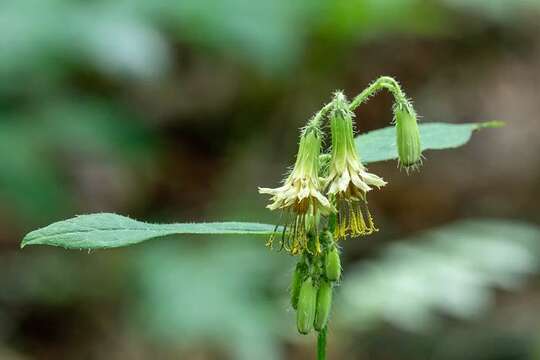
[314,280,333,331]
[325,246,341,282]
[395,106,422,169]
[296,277,317,335]
[290,265,304,310]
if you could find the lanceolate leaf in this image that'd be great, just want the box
[21,213,277,250]
[357,121,503,164]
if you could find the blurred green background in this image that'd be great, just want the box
[1,0,540,359]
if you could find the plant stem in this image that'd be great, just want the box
[307,102,333,130]
[308,76,413,135]
[317,326,328,360]
[349,76,412,113]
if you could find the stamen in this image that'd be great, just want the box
[348,201,358,235]
[332,195,380,239]
[364,202,378,233]
[355,203,368,236]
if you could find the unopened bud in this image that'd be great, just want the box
[296,277,317,335]
[325,246,341,282]
[314,280,333,331]
[290,265,304,310]
[395,106,422,169]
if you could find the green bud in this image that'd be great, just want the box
[296,277,317,335]
[325,246,341,282]
[314,280,333,331]
[329,92,360,171]
[395,106,422,169]
[290,265,304,310]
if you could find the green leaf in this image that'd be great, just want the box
[357,121,503,164]
[21,213,277,250]
[339,219,540,332]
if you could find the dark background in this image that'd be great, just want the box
[1,1,540,359]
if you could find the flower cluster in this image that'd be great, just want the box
[259,76,422,340]
[259,91,391,254]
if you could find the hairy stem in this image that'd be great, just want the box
[308,76,413,134]
[349,76,405,109]
[307,102,333,131]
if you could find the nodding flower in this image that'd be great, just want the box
[395,103,422,171]
[325,92,386,239]
[259,126,334,255]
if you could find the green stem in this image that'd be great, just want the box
[307,102,333,131]
[308,76,413,134]
[317,326,328,360]
[349,76,412,114]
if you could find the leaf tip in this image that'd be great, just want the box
[21,229,42,249]
[475,120,506,130]
[20,235,32,249]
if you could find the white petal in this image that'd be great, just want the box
[311,189,335,214]
[298,184,310,200]
[337,170,351,193]
[361,171,387,188]
[351,172,372,192]
[328,180,339,195]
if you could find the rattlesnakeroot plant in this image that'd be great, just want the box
[21,76,502,360]
[258,81,419,344]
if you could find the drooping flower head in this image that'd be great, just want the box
[395,102,422,171]
[259,126,334,255]
[326,92,387,239]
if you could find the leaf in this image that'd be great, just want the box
[339,219,540,332]
[357,121,503,164]
[21,213,277,250]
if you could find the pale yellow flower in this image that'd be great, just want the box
[325,92,386,239]
[259,128,334,254]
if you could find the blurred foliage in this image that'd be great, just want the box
[442,0,540,21]
[1,0,540,359]
[131,240,293,360]
[1,0,539,223]
[339,219,540,332]
[5,220,540,359]
[0,98,155,223]
[0,0,449,78]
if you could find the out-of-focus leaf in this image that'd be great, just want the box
[0,98,155,222]
[114,0,329,72]
[21,213,277,249]
[442,0,540,22]
[0,0,170,80]
[132,240,291,360]
[357,121,503,164]
[339,219,540,332]
[319,0,450,41]
[0,120,71,219]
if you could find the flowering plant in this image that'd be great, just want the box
[257,77,422,357]
[21,76,501,360]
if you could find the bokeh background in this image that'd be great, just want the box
[1,1,540,359]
